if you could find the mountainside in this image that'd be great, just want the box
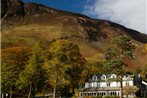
[1,0,147,69]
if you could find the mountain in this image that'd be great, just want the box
[1,0,147,70]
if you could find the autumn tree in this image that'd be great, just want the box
[1,46,31,97]
[105,35,135,98]
[43,54,70,98]
[123,86,138,98]
[141,64,147,82]
[16,42,45,98]
[43,40,87,98]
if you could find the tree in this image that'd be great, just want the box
[123,86,138,98]
[105,35,135,98]
[16,42,45,98]
[1,46,31,97]
[43,40,87,98]
[106,35,135,60]
[43,56,70,98]
[141,64,147,82]
[87,60,106,74]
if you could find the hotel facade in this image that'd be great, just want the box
[79,74,147,98]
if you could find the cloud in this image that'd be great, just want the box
[83,0,146,34]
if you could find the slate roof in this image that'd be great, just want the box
[85,74,117,82]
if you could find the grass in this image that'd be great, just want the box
[1,24,64,48]
[2,35,36,47]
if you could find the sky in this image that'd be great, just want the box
[22,0,86,13]
[22,0,146,34]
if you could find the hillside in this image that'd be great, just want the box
[1,0,147,69]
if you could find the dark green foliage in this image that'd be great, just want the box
[106,35,135,60]
[105,35,135,74]
[105,35,135,98]
[104,59,126,75]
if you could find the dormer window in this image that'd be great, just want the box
[92,75,97,81]
[101,74,106,80]
[111,74,116,79]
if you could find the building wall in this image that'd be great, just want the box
[85,80,134,88]
[79,90,121,98]
[80,74,147,98]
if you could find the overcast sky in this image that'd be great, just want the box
[23,0,146,34]
[83,0,146,34]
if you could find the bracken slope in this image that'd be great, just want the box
[1,0,147,70]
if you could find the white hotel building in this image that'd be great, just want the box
[79,74,147,98]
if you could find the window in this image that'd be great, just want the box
[93,82,97,88]
[97,93,99,96]
[97,83,100,87]
[85,93,87,96]
[117,92,119,96]
[107,82,110,87]
[101,74,106,80]
[102,92,104,96]
[110,92,117,95]
[92,75,97,81]
[81,93,83,96]
[85,83,89,88]
[93,93,96,96]
[90,83,92,88]
[111,74,116,78]
[102,92,106,96]
[126,82,129,86]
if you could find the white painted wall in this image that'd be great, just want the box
[123,80,133,86]
[84,74,134,88]
[85,82,89,88]
[100,82,107,87]
[110,82,118,87]
[85,80,134,88]
[92,82,97,87]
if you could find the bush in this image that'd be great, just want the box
[103,96,120,98]
[93,96,103,98]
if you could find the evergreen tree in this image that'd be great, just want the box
[105,35,135,98]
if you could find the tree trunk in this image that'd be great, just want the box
[1,12,9,23]
[126,94,128,98]
[10,94,12,98]
[2,94,4,98]
[32,83,35,98]
[120,76,123,98]
[53,85,56,98]
[72,87,75,95]
[28,85,32,98]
